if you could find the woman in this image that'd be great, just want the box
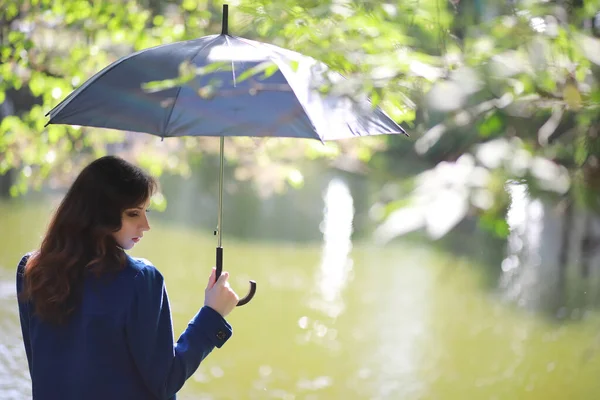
[16,155,239,400]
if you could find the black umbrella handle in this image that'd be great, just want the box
[215,246,256,306]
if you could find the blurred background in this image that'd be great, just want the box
[2,0,600,399]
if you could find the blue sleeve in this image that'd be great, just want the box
[125,265,232,399]
[15,253,33,377]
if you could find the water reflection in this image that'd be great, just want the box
[311,177,354,319]
[500,182,551,311]
[364,250,431,399]
[296,178,354,357]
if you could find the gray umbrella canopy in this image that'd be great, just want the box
[46,5,407,307]
[46,34,405,141]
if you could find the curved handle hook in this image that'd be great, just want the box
[215,246,256,307]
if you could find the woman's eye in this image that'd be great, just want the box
[127,212,139,218]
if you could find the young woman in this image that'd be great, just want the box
[16,155,239,400]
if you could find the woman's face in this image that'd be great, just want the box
[112,198,151,250]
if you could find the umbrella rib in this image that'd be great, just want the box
[232,36,407,138]
[47,52,143,120]
[231,36,322,140]
[47,37,218,121]
[224,35,237,87]
[162,35,222,136]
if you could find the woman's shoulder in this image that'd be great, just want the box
[16,251,37,296]
[16,251,36,274]
[125,255,164,281]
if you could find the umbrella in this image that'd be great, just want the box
[45,4,408,307]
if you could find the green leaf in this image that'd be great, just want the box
[142,78,178,93]
[575,136,588,166]
[28,73,46,97]
[5,2,19,20]
[47,125,65,144]
[263,63,280,79]
[371,87,382,108]
[150,191,168,212]
[286,168,304,188]
[478,113,503,137]
[182,0,197,12]
[237,61,279,83]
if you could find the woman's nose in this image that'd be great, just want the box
[141,215,151,231]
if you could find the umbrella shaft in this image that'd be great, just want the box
[217,136,225,248]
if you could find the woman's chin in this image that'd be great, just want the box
[122,243,135,251]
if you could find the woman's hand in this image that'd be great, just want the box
[204,267,239,318]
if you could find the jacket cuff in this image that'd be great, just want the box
[191,306,233,348]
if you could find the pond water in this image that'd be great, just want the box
[1,164,599,399]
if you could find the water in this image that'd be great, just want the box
[2,171,600,399]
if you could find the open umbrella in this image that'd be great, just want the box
[45,4,407,307]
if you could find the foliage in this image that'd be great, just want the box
[2,0,600,241]
[373,0,600,241]
[0,0,414,200]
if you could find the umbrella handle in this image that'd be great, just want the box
[215,246,257,306]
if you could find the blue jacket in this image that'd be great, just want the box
[16,253,232,400]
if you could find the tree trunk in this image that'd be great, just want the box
[0,169,13,198]
[500,184,600,316]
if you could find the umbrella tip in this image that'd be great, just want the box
[221,4,229,35]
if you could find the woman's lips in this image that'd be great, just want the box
[132,237,140,243]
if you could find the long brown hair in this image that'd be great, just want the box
[22,155,157,325]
